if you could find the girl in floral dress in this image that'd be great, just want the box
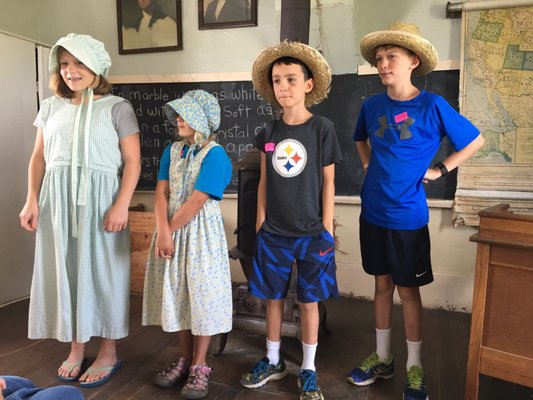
[142,90,233,399]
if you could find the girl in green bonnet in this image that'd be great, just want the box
[142,90,233,399]
[19,33,141,387]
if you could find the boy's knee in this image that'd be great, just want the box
[397,286,421,302]
[298,301,318,313]
[375,275,395,295]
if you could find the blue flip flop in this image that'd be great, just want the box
[57,358,87,382]
[79,360,122,388]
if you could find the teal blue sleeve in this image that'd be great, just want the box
[195,146,233,200]
[157,144,171,181]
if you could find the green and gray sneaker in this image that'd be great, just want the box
[297,369,324,400]
[347,352,394,386]
[403,365,429,400]
[240,357,288,388]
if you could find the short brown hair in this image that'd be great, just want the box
[375,44,417,59]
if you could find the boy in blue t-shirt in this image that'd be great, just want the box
[348,23,484,400]
[240,41,343,400]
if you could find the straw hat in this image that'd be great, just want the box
[251,41,332,108]
[360,22,438,76]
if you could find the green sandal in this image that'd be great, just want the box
[57,358,86,382]
[79,360,122,388]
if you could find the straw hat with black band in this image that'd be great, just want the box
[251,41,332,108]
[360,22,439,76]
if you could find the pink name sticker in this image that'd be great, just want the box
[265,142,275,152]
[394,112,408,123]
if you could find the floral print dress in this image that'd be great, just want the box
[142,140,233,335]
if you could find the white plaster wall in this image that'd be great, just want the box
[0,0,40,40]
[353,0,462,66]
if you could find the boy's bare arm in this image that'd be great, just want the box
[425,133,485,181]
[322,164,335,235]
[356,140,371,173]
[256,152,267,231]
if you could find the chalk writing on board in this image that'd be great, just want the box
[112,81,274,191]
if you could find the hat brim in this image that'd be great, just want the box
[360,30,438,76]
[251,41,332,108]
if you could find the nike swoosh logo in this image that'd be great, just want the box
[416,271,428,278]
[319,247,334,257]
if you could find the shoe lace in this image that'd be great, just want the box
[250,359,269,379]
[299,369,319,392]
[184,366,211,390]
[160,357,188,378]
[406,366,424,389]
[360,352,380,371]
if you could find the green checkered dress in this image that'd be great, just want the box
[28,95,132,343]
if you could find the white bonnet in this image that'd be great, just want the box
[49,33,112,77]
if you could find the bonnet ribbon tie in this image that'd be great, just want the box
[177,142,200,204]
[70,89,94,237]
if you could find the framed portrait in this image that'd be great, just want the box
[198,0,257,30]
[117,0,182,54]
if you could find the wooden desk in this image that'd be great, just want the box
[465,204,533,399]
[129,211,155,294]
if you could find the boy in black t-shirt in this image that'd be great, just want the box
[240,41,342,400]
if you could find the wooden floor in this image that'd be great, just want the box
[1,295,531,399]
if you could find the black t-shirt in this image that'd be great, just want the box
[253,115,343,236]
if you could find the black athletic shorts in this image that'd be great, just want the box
[359,215,434,287]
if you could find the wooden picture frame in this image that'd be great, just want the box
[117,0,182,54]
[198,0,257,30]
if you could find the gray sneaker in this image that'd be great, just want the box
[154,357,190,388]
[240,357,288,388]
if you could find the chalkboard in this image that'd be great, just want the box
[112,70,460,198]
[112,81,274,192]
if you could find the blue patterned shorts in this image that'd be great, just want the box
[249,228,339,303]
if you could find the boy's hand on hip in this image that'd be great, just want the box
[423,167,442,183]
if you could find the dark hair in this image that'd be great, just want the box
[49,48,112,98]
[122,0,168,31]
[268,56,313,86]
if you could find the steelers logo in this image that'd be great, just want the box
[272,139,307,177]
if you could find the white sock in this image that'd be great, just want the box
[376,327,392,362]
[301,341,317,371]
[266,338,281,365]
[406,340,422,369]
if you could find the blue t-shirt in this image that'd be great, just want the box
[353,91,480,229]
[157,143,232,201]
